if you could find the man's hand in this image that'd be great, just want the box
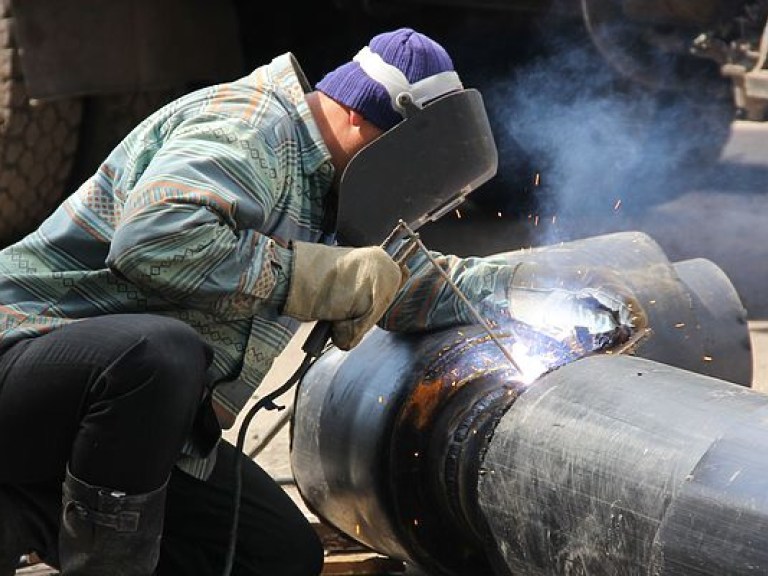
[283,241,405,350]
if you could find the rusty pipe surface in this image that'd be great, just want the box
[290,232,753,575]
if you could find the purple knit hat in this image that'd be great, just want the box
[316,28,459,131]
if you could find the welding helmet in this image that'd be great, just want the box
[321,36,499,246]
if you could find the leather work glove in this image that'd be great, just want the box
[283,241,405,350]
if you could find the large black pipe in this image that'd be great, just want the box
[478,354,768,576]
[290,232,754,575]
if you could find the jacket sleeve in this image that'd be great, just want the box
[105,116,293,320]
[379,246,643,340]
[378,248,516,332]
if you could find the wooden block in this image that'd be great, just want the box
[322,552,405,575]
[15,564,57,575]
[312,520,369,554]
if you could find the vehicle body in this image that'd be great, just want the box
[1,0,767,243]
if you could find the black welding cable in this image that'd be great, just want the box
[219,224,405,573]
[221,322,331,576]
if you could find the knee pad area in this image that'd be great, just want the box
[91,318,211,415]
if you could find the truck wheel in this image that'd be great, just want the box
[465,14,735,219]
[579,0,735,187]
[580,0,726,92]
[0,2,82,245]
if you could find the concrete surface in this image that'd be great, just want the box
[752,321,768,391]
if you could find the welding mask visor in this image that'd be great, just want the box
[335,87,498,247]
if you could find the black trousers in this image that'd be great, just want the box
[0,314,322,575]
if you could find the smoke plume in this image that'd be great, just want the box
[481,25,731,245]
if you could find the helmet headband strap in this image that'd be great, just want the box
[353,46,464,116]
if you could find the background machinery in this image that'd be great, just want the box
[2,0,768,243]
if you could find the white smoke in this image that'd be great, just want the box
[482,28,729,246]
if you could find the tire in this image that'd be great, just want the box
[578,0,736,207]
[0,0,82,246]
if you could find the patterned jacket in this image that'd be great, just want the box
[0,53,513,477]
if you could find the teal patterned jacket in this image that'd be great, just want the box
[0,53,512,477]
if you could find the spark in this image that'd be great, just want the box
[534,173,541,187]
[497,211,502,218]
[455,209,462,219]
[510,341,549,385]
[703,355,713,362]
[413,519,420,527]
[378,396,385,404]
[552,215,557,224]
[534,215,539,227]
[675,323,686,328]
[355,524,361,536]
[614,199,622,211]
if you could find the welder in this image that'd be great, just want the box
[0,27,632,576]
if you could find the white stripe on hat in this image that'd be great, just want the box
[353,46,464,116]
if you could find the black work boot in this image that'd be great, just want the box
[0,487,23,576]
[59,469,168,575]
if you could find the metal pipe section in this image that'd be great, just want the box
[290,232,754,575]
[671,258,752,385]
[291,324,521,574]
[479,355,768,576]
